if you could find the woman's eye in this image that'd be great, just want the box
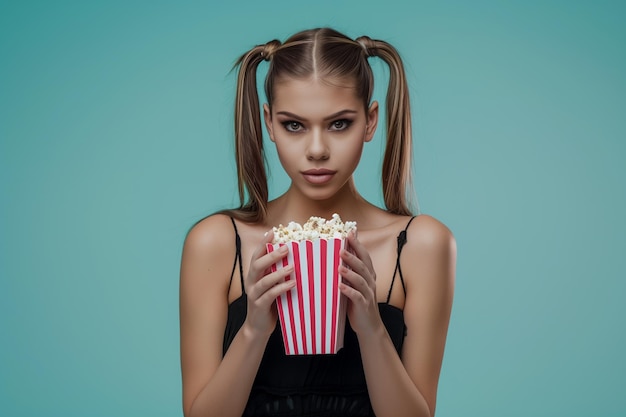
[330,119,352,131]
[283,121,303,132]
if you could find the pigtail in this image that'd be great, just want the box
[357,36,416,215]
[231,40,280,222]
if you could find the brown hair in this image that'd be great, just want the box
[226,27,415,222]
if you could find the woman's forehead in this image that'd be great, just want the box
[271,77,362,116]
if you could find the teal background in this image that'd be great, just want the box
[1,0,625,416]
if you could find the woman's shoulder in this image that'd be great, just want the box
[180,213,242,295]
[183,213,237,259]
[368,210,452,238]
[406,214,455,248]
[402,213,456,285]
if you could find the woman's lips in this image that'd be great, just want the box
[301,169,337,184]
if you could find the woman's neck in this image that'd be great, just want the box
[267,179,373,226]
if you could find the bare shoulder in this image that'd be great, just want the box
[181,213,237,288]
[406,214,455,253]
[184,213,235,251]
[403,214,457,286]
[398,215,456,414]
[179,214,238,416]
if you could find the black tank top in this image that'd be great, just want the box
[223,217,417,417]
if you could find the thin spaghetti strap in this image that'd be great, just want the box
[229,217,245,295]
[386,216,417,304]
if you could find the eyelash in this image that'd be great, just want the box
[282,121,303,132]
[281,119,353,133]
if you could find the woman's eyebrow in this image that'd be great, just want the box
[275,109,358,121]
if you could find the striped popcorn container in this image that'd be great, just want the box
[267,238,347,355]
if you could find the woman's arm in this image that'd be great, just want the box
[179,215,294,417]
[340,215,456,417]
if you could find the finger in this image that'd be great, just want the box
[340,248,364,274]
[340,265,373,296]
[255,279,297,307]
[346,230,375,272]
[248,240,289,283]
[339,282,367,305]
[257,244,290,274]
[248,265,294,300]
[250,229,275,261]
[340,249,374,285]
[247,230,276,277]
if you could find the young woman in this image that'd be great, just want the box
[180,28,456,417]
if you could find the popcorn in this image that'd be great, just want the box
[267,213,356,355]
[272,213,357,244]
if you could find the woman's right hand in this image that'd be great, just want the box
[243,231,296,337]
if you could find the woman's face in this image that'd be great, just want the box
[264,76,378,202]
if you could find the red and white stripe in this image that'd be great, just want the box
[267,238,347,355]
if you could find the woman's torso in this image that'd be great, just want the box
[221,215,417,417]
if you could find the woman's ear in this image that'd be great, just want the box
[364,101,379,142]
[263,103,275,142]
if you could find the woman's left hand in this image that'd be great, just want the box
[339,230,383,335]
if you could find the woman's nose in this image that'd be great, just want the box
[306,128,329,160]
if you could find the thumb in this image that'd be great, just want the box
[263,229,275,244]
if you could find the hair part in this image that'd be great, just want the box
[225,28,416,222]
